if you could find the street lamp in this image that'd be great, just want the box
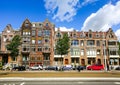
[103,32,107,72]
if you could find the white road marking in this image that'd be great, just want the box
[20,82,25,85]
[78,82,84,84]
[115,82,120,84]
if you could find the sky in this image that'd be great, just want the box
[0,0,120,40]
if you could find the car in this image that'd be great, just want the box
[62,65,72,71]
[45,66,58,71]
[115,66,120,70]
[87,64,104,70]
[12,66,26,71]
[77,65,86,71]
[29,65,43,70]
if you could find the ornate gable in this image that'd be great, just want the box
[3,24,14,33]
[106,28,117,39]
[21,18,32,30]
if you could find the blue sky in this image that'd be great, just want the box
[0,0,120,39]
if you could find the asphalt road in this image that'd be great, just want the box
[1,81,120,85]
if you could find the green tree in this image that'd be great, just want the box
[6,35,21,61]
[118,42,120,56]
[55,33,70,68]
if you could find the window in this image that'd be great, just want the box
[89,34,92,38]
[25,23,29,27]
[45,39,49,43]
[96,40,100,46]
[23,56,29,61]
[32,39,35,44]
[73,34,76,38]
[80,40,84,46]
[109,49,118,55]
[31,46,36,52]
[32,24,35,27]
[38,30,42,36]
[108,41,116,45]
[46,23,48,26]
[38,40,42,44]
[97,49,101,55]
[32,30,35,36]
[88,58,91,65]
[87,40,95,46]
[96,34,99,38]
[23,46,29,51]
[43,30,50,36]
[56,33,61,37]
[71,40,79,46]
[71,48,80,56]
[38,47,42,51]
[81,49,84,56]
[87,48,96,56]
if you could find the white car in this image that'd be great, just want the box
[29,65,43,70]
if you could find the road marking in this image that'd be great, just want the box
[20,82,25,85]
[78,82,84,84]
[115,82,120,84]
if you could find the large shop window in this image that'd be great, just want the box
[110,58,118,65]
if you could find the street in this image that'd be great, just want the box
[0,78,120,85]
[1,81,120,85]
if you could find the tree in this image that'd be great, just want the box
[6,35,21,61]
[118,42,120,56]
[55,33,70,69]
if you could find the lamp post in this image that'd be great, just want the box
[103,32,107,72]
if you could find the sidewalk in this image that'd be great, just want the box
[0,70,120,78]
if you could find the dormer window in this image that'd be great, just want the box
[73,34,76,38]
[56,33,61,38]
[89,34,92,38]
[96,34,99,38]
[25,23,29,27]
[46,23,48,26]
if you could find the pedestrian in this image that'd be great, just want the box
[107,64,109,71]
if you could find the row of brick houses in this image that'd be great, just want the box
[0,19,120,68]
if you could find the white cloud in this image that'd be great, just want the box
[55,26,76,31]
[81,1,120,32]
[44,0,80,22]
[44,0,97,22]
[81,0,98,6]
[115,29,120,41]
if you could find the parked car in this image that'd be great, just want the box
[45,66,58,71]
[12,66,26,71]
[115,66,120,70]
[77,65,86,71]
[29,65,43,70]
[87,64,104,70]
[62,65,72,71]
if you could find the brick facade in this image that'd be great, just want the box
[0,19,120,68]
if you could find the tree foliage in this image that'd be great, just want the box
[55,33,70,56]
[6,35,21,60]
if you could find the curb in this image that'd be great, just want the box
[0,77,120,82]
